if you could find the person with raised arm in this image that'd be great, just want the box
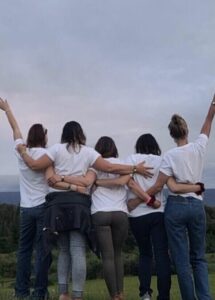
[0,98,51,300]
[16,121,153,300]
[129,94,215,300]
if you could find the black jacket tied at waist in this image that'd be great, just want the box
[43,190,98,256]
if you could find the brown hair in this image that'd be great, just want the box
[135,133,161,155]
[61,121,86,147]
[168,114,188,140]
[26,124,47,148]
[95,136,118,158]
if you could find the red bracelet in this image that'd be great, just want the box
[146,195,156,207]
[195,182,205,195]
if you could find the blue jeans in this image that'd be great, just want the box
[130,212,171,300]
[165,196,211,300]
[15,204,51,299]
[57,230,86,299]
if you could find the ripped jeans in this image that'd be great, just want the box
[57,230,86,299]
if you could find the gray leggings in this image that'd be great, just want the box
[92,211,128,297]
[57,230,86,299]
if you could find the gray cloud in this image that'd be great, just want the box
[0,0,215,187]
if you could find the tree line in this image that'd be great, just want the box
[0,203,214,280]
[0,203,215,254]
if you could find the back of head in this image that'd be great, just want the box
[135,133,161,156]
[95,136,118,158]
[27,124,47,148]
[61,121,86,147]
[168,114,188,140]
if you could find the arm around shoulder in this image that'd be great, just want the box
[18,147,52,170]
[167,177,201,194]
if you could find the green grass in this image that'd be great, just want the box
[0,274,215,300]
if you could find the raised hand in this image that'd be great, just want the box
[0,98,10,112]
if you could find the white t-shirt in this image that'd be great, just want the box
[14,139,49,208]
[125,154,165,218]
[91,157,128,215]
[160,133,208,200]
[46,143,100,192]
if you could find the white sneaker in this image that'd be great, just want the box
[141,292,151,300]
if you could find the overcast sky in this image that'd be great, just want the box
[0,0,215,189]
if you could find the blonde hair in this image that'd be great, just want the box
[168,114,188,140]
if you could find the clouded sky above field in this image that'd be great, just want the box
[0,0,215,187]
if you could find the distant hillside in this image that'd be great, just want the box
[203,189,215,207]
[0,189,214,207]
[0,192,20,205]
[0,175,19,192]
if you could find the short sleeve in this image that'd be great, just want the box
[88,167,98,176]
[159,154,173,177]
[14,138,25,159]
[194,134,208,155]
[46,144,59,162]
[87,147,101,166]
[14,138,24,148]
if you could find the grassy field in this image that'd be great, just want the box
[0,274,214,300]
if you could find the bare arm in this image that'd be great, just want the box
[92,156,153,178]
[47,169,97,187]
[17,144,53,170]
[167,177,201,194]
[127,178,151,202]
[200,94,215,137]
[96,174,131,187]
[146,171,169,196]
[65,171,96,186]
[0,98,22,140]
[127,179,161,211]
[45,165,89,194]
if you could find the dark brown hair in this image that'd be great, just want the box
[135,133,161,155]
[168,114,188,140]
[61,121,86,147]
[26,124,47,148]
[95,136,118,158]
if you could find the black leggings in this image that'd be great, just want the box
[130,212,171,299]
[92,211,128,297]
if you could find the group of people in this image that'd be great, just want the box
[0,94,214,300]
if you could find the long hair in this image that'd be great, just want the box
[26,124,47,148]
[61,121,86,148]
[135,133,161,155]
[95,136,118,158]
[168,114,188,140]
